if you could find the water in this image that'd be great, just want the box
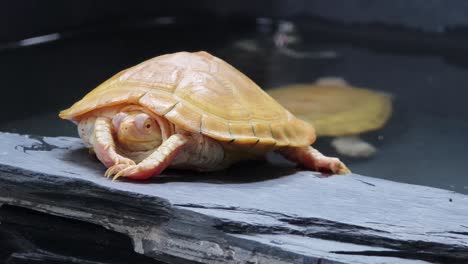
[1,18,467,194]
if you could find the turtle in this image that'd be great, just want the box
[59,51,349,180]
[268,78,392,158]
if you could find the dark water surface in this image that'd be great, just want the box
[1,18,467,194]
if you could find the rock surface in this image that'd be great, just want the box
[0,132,467,264]
[0,204,165,264]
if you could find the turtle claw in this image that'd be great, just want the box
[104,165,119,178]
[315,157,350,175]
[112,171,124,181]
[104,162,134,179]
[332,160,351,175]
[104,167,114,178]
[113,168,127,181]
[112,165,139,181]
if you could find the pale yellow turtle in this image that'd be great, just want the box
[268,78,392,158]
[59,52,349,180]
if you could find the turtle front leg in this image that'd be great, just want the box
[92,117,135,169]
[277,146,350,175]
[107,134,190,180]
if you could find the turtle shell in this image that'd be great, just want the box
[60,51,314,147]
[268,79,392,137]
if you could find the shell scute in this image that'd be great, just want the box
[228,122,258,145]
[200,115,232,142]
[270,122,290,146]
[174,71,250,121]
[252,123,275,143]
[163,102,202,134]
[139,91,179,115]
[122,62,180,93]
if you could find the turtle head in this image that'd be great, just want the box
[112,111,163,151]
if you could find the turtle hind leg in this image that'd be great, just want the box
[277,146,350,175]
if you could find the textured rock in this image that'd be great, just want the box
[0,132,467,264]
[0,205,165,264]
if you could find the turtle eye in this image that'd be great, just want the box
[134,113,154,132]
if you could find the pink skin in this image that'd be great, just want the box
[105,134,189,180]
[277,146,350,174]
[90,111,185,180]
[80,107,349,181]
[93,117,135,168]
[79,107,226,180]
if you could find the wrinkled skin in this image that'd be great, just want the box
[78,105,350,180]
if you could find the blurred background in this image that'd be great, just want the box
[1,0,467,195]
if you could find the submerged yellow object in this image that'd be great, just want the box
[268,78,392,137]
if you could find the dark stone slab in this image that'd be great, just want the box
[0,132,467,264]
[0,204,165,264]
